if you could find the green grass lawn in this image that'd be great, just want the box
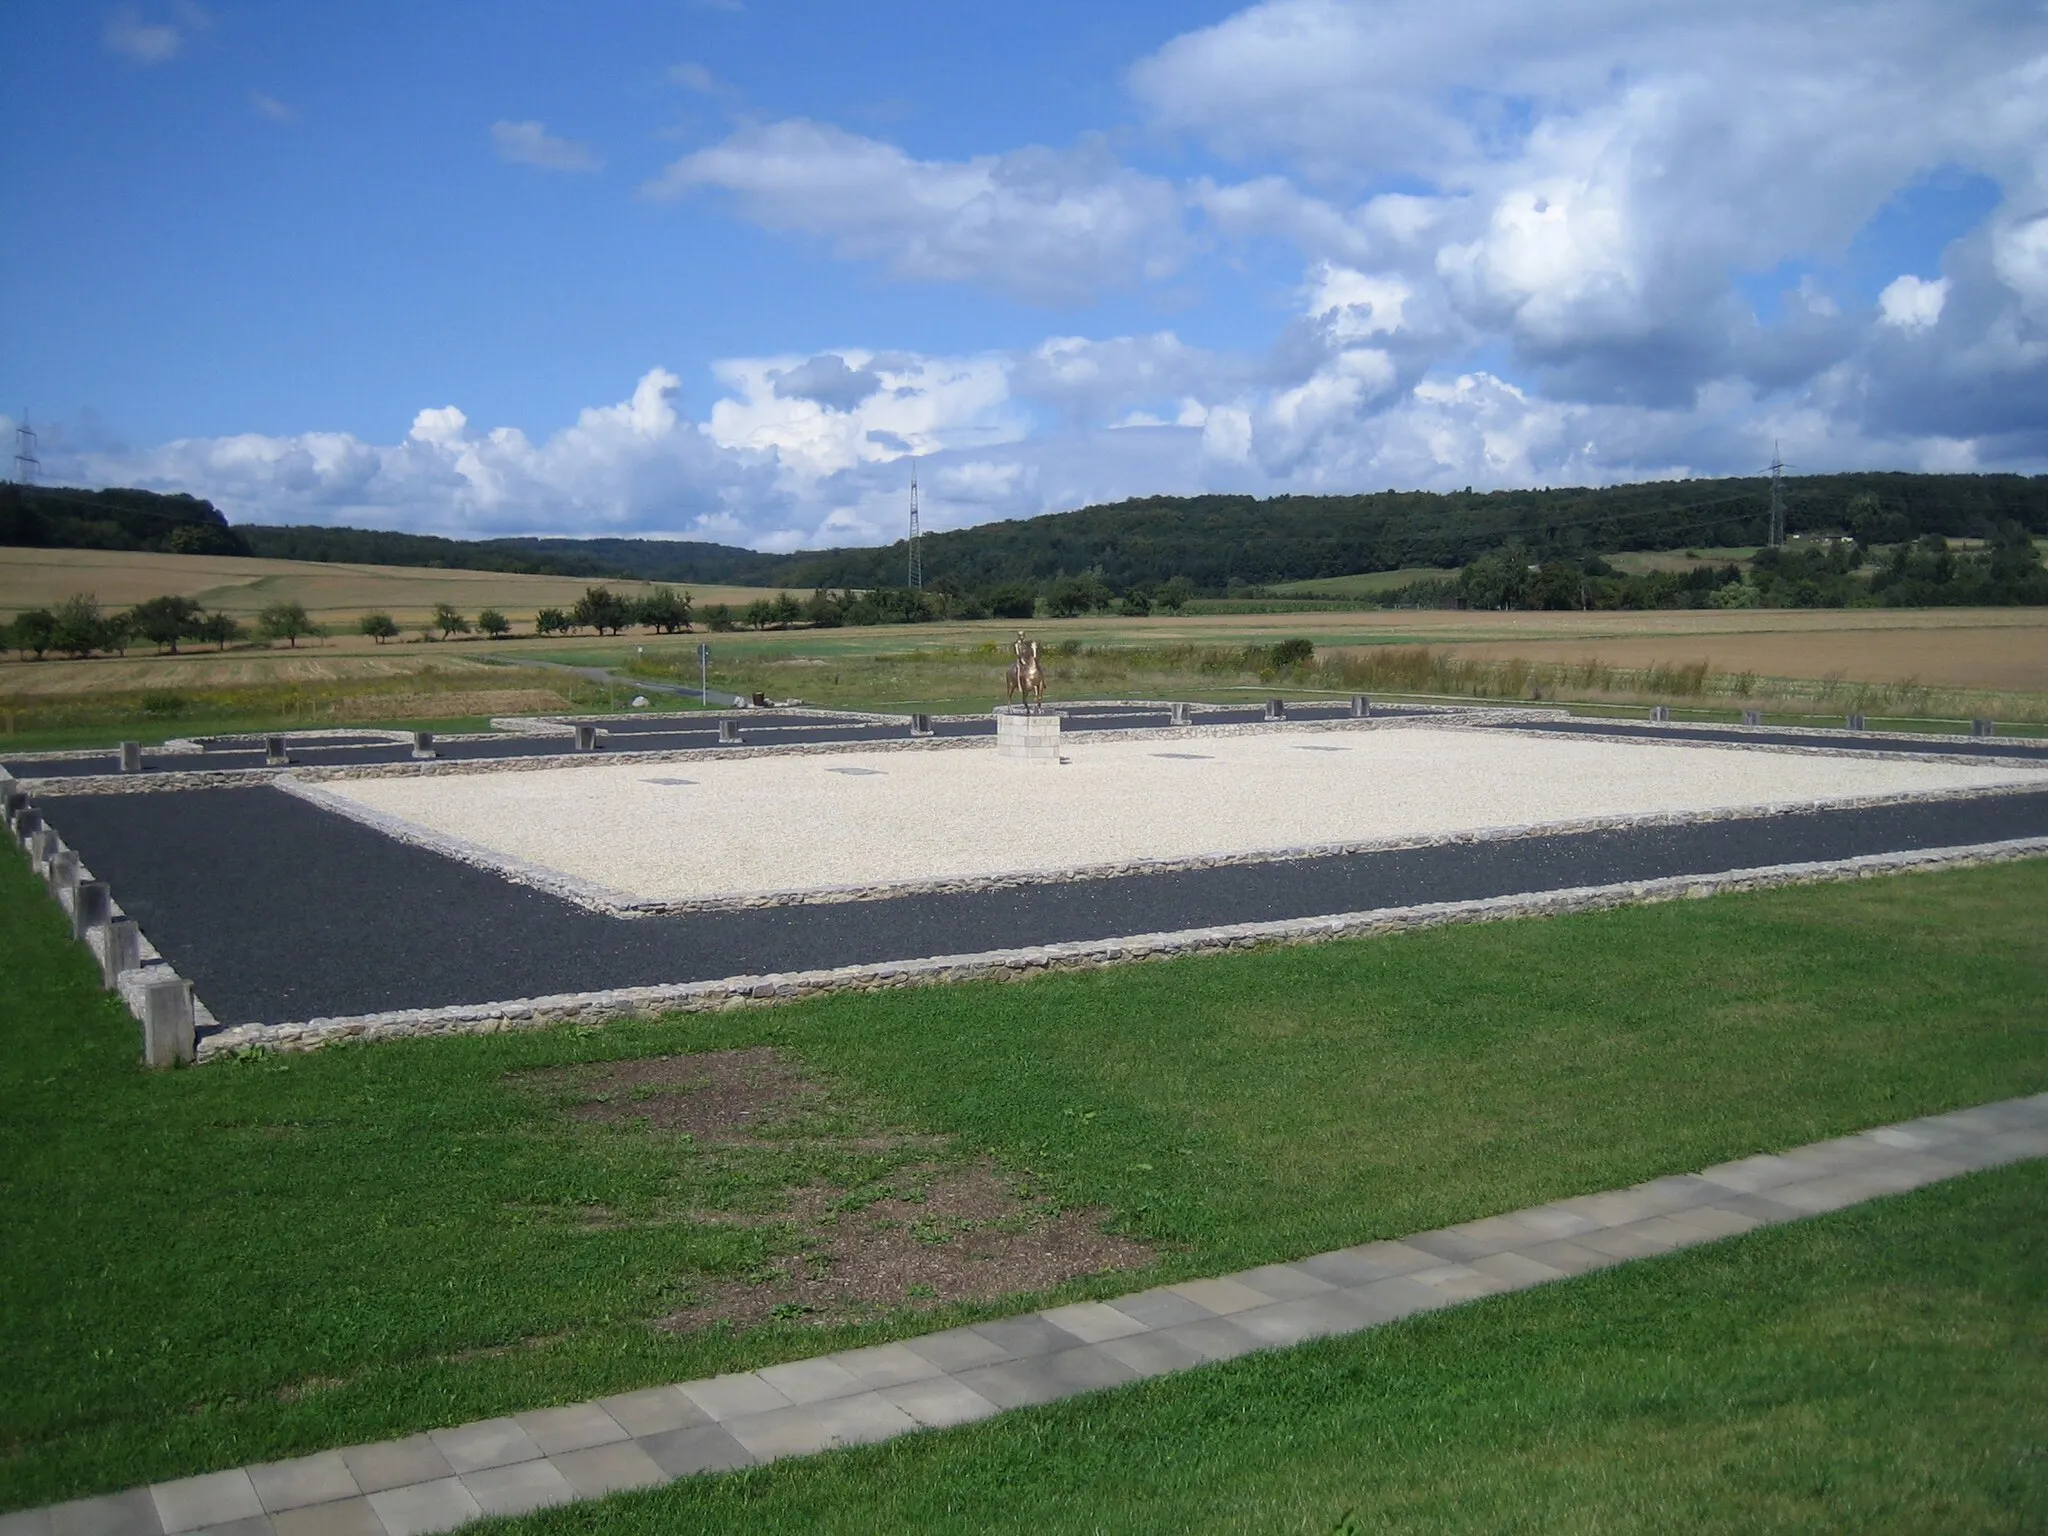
[483,1162,2048,1535]
[3,854,2045,1508]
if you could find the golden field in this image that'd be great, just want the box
[0,547,786,627]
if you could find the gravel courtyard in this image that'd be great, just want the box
[304,725,2048,906]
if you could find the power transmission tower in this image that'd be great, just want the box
[906,461,923,590]
[1767,441,1786,548]
[12,410,39,486]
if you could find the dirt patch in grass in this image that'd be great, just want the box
[658,1162,1155,1332]
[536,1048,1154,1330]
[557,1046,830,1142]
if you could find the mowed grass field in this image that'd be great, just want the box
[3,849,2046,1511]
[0,546,786,628]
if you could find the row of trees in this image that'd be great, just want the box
[5,593,319,660]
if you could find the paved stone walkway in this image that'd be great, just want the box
[9,1093,2044,1536]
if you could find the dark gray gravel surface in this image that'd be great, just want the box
[38,784,2048,1029]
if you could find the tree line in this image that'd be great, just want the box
[8,472,2045,598]
[1385,523,2048,612]
[4,594,319,660]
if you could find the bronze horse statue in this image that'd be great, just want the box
[1005,633,1046,713]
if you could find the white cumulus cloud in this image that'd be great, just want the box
[644,119,1190,305]
[491,121,604,174]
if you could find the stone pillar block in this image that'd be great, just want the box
[1263,698,1287,721]
[997,709,1061,763]
[412,730,437,760]
[910,713,934,738]
[14,808,43,852]
[1168,702,1190,726]
[48,849,80,896]
[4,788,26,820]
[73,880,111,941]
[30,826,58,870]
[718,719,742,745]
[1649,705,1672,722]
[141,978,196,1068]
[103,916,142,989]
[1742,709,1764,726]
[265,735,290,766]
[1972,717,1995,737]
[119,740,143,774]
[1845,713,1867,731]
[574,723,601,752]
[1350,694,1371,718]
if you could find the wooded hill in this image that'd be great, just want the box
[5,472,2044,594]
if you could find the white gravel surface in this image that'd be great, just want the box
[316,726,2048,903]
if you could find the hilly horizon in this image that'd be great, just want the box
[5,472,2046,597]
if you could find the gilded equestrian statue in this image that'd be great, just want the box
[1004,631,1046,713]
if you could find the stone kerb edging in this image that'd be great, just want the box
[196,834,2048,1061]
[7,799,221,1040]
[279,763,2048,918]
[1483,721,2048,771]
[16,709,1535,796]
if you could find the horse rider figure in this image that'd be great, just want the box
[1005,631,1046,714]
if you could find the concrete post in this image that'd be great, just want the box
[1742,709,1763,726]
[119,740,143,774]
[102,916,141,989]
[141,977,196,1067]
[718,719,742,745]
[14,808,43,850]
[31,828,59,873]
[1972,718,1995,737]
[1350,694,1371,718]
[1168,702,1190,726]
[1845,714,1866,731]
[4,789,25,823]
[412,730,437,760]
[1650,705,1671,722]
[910,713,934,738]
[265,735,290,766]
[73,879,111,941]
[574,723,600,752]
[48,849,80,896]
[1264,698,1287,722]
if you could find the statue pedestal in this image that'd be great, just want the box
[996,709,1060,763]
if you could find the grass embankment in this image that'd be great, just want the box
[487,1164,2048,1535]
[4,853,2046,1507]
[619,636,2048,729]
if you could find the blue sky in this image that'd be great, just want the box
[4,0,2046,550]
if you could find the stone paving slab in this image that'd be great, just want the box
[9,1092,2042,1536]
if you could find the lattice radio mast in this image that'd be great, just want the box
[12,410,39,486]
[1767,440,1786,548]
[906,460,923,590]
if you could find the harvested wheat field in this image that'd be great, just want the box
[1415,622,2048,696]
[0,547,784,626]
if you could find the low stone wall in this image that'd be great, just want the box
[196,834,2048,1061]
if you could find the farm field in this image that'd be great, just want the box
[1267,567,1456,596]
[3,850,2045,1509]
[0,546,784,627]
[5,597,2046,746]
